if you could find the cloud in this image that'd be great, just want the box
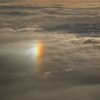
[0,11,40,16]
[83,39,100,44]
[0,3,100,100]
[40,72,53,79]
[65,68,74,72]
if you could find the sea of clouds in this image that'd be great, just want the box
[0,3,100,100]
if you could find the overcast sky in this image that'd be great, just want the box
[0,0,99,3]
[0,2,100,100]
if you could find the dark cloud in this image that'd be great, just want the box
[0,11,40,16]
[93,45,100,50]
[40,22,100,33]
[83,39,100,44]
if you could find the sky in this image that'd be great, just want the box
[0,0,99,3]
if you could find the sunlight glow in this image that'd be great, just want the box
[34,41,42,58]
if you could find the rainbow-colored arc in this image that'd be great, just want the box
[33,40,43,75]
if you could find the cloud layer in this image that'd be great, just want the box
[0,3,100,100]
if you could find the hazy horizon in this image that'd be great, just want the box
[0,0,100,4]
